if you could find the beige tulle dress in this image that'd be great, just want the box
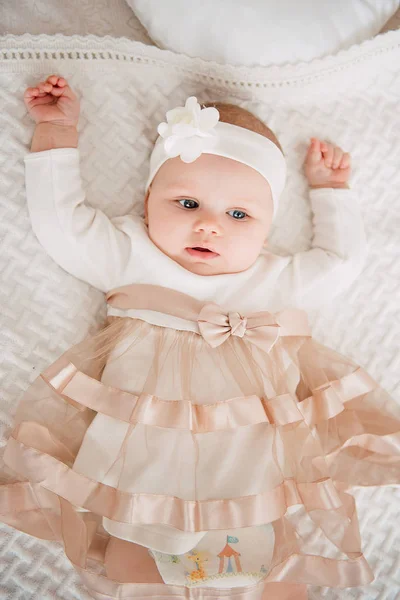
[1,148,400,599]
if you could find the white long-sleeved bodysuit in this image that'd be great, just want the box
[24,148,368,563]
[24,148,367,314]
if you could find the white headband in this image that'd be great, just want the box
[146,97,286,218]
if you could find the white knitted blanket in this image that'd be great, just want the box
[0,31,399,600]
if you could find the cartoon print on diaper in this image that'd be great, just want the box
[184,529,275,587]
[217,535,242,574]
[148,548,181,564]
[149,526,275,587]
[184,548,211,582]
[183,535,245,583]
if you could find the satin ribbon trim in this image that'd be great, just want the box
[197,303,282,352]
[105,284,312,352]
[0,481,373,594]
[42,359,378,431]
[4,437,345,530]
[0,480,375,594]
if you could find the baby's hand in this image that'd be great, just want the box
[23,75,80,127]
[304,138,351,189]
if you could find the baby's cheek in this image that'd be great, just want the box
[150,213,175,240]
[148,216,170,250]
[236,227,264,251]
[228,231,264,264]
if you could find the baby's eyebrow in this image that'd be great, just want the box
[163,182,194,192]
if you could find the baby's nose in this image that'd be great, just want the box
[194,217,221,235]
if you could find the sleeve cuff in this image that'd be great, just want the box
[24,147,80,161]
[309,187,354,198]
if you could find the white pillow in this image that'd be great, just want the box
[127,0,398,66]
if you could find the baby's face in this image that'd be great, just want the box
[145,154,273,275]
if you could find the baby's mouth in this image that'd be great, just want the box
[186,247,220,260]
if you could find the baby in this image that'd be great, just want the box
[26,75,352,281]
[3,72,399,599]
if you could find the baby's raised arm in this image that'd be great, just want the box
[275,139,367,310]
[23,75,136,293]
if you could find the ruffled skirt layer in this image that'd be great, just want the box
[1,316,400,598]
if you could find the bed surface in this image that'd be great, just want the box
[0,3,399,599]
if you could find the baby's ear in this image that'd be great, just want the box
[143,189,150,224]
[262,229,272,248]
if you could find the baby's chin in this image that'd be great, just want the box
[174,255,249,276]
[182,261,226,275]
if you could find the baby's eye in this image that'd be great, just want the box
[178,199,199,209]
[228,209,248,220]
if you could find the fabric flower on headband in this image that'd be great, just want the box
[157,97,220,163]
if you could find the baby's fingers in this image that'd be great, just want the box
[48,78,75,99]
[37,80,53,93]
[45,75,68,95]
[340,152,351,169]
[48,85,66,97]
[24,87,40,99]
[37,80,64,97]
[306,138,322,165]
[322,143,334,168]
[46,74,66,86]
[24,81,52,99]
[23,86,48,104]
[332,147,344,169]
[25,76,72,100]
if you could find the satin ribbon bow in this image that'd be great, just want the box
[197,303,281,353]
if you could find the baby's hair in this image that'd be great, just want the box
[201,102,283,154]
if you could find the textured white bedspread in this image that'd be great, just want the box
[0,17,399,600]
